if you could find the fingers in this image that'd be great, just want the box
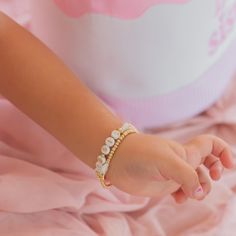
[171,188,187,204]
[183,134,234,170]
[161,154,205,199]
[196,166,212,199]
[204,154,224,180]
[172,166,212,203]
[168,134,231,202]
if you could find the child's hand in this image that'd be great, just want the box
[105,133,234,201]
[170,134,232,203]
[171,165,211,203]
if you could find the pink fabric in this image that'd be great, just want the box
[53,0,190,19]
[1,62,236,236]
[1,1,236,235]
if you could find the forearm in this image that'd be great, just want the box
[0,12,124,169]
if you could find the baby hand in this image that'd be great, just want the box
[171,134,233,203]
[105,133,234,201]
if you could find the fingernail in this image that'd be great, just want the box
[193,186,204,199]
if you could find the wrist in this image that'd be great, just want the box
[94,122,140,188]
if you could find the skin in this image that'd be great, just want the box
[0,11,234,203]
[105,133,234,200]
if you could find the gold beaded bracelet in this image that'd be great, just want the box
[95,123,139,188]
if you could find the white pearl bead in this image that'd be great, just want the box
[119,122,130,132]
[105,137,115,147]
[96,161,102,169]
[95,166,102,174]
[100,162,109,175]
[101,145,110,155]
[97,154,106,164]
[111,130,120,139]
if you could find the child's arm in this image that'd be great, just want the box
[0,12,234,201]
[0,11,123,169]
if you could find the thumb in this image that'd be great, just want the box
[163,155,205,199]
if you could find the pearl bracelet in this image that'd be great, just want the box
[95,122,139,188]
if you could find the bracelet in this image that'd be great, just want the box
[95,122,139,188]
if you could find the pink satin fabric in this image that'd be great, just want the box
[1,1,236,235]
[1,66,236,236]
